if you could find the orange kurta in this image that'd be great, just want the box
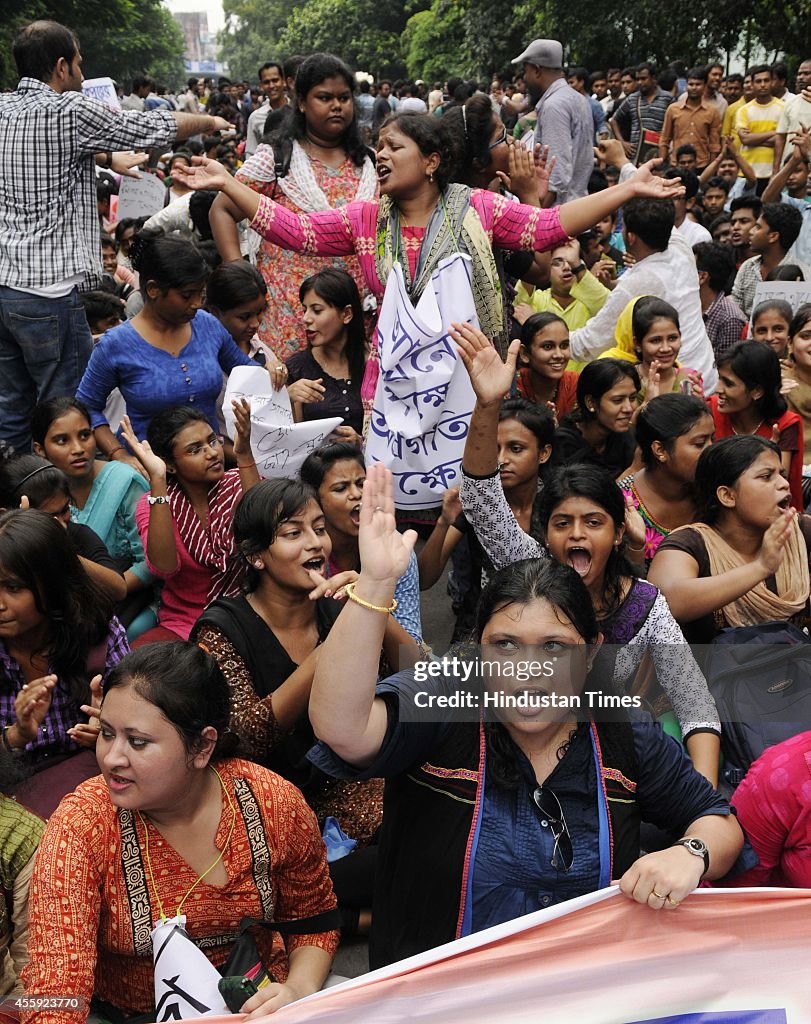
[22,759,338,1024]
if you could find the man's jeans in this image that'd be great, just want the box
[0,285,93,451]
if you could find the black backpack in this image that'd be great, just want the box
[704,620,811,785]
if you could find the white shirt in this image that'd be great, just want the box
[677,218,712,246]
[569,229,717,391]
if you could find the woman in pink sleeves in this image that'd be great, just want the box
[177,112,684,407]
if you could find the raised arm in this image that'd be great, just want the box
[309,466,417,766]
[121,417,179,576]
[173,158,356,257]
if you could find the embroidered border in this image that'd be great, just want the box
[601,766,638,793]
[420,762,480,782]
[234,777,274,920]
[119,809,153,956]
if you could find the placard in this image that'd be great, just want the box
[82,77,121,111]
[223,366,341,478]
[116,172,168,220]
[751,280,811,321]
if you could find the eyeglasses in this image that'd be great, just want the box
[532,787,573,872]
[182,435,224,457]
[489,126,508,150]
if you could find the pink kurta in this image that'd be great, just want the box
[249,189,567,401]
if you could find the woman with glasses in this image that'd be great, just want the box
[120,401,259,646]
[307,464,744,969]
[76,233,258,481]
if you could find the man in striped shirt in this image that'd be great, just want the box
[735,65,784,191]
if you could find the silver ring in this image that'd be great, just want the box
[374,506,384,512]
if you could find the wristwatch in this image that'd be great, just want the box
[573,262,587,275]
[147,495,170,506]
[672,836,709,877]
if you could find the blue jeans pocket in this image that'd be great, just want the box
[9,311,60,365]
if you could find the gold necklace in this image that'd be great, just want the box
[731,418,765,436]
[139,766,236,922]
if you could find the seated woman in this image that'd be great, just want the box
[0,450,126,605]
[299,443,423,642]
[418,398,554,637]
[0,747,45,996]
[549,358,638,477]
[618,394,715,566]
[308,464,743,969]
[602,296,702,404]
[23,643,339,1022]
[31,398,155,638]
[711,341,804,511]
[122,402,259,645]
[750,298,792,358]
[456,324,721,783]
[648,435,810,645]
[285,268,367,446]
[0,510,129,818]
[511,313,579,420]
[75,233,258,476]
[726,731,811,888]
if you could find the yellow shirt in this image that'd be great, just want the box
[735,97,784,177]
[515,272,609,371]
[722,97,746,149]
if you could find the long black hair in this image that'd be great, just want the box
[299,267,366,385]
[300,442,365,491]
[635,393,711,471]
[289,53,369,169]
[234,479,319,593]
[0,447,71,510]
[0,510,113,703]
[575,359,640,424]
[442,93,497,184]
[379,112,459,190]
[693,435,782,525]
[540,464,636,614]
[129,233,210,293]
[718,341,787,421]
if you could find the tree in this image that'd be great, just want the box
[276,0,409,78]
[218,0,298,81]
[0,0,185,89]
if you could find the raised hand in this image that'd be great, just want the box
[358,464,417,584]
[14,675,57,744]
[623,493,647,551]
[534,144,556,204]
[633,161,686,200]
[69,674,103,749]
[439,486,462,527]
[307,568,359,601]
[758,507,796,575]
[596,138,627,169]
[450,321,518,405]
[119,416,167,482]
[231,398,254,460]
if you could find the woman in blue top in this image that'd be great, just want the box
[76,234,256,476]
[308,464,744,969]
[31,397,156,640]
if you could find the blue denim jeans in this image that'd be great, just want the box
[0,285,93,451]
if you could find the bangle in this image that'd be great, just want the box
[147,495,170,506]
[344,583,397,615]
[105,151,113,169]
[107,446,124,458]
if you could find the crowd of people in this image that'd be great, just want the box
[0,16,810,1021]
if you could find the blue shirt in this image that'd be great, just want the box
[76,309,255,440]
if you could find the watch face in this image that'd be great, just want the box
[687,839,706,853]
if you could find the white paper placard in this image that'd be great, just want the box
[117,172,168,220]
[151,917,228,1020]
[224,366,341,478]
[751,280,811,322]
[365,253,477,510]
[82,77,121,111]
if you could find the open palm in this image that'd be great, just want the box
[450,321,518,405]
[358,464,417,583]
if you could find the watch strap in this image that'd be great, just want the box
[672,837,709,877]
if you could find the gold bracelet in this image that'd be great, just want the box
[344,582,397,614]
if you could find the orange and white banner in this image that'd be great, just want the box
[197,887,811,1024]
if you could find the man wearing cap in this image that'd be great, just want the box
[512,38,594,205]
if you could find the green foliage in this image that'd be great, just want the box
[0,0,185,89]
[276,0,408,78]
[219,0,296,81]
[214,0,804,85]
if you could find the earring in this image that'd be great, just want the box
[427,170,434,183]
[253,560,263,569]
[587,405,595,412]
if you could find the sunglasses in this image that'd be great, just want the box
[532,787,574,872]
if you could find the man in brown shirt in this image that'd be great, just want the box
[659,66,721,170]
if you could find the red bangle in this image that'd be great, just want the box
[108,446,124,458]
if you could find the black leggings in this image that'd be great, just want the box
[328,845,377,935]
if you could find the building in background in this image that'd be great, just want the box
[172,11,228,76]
